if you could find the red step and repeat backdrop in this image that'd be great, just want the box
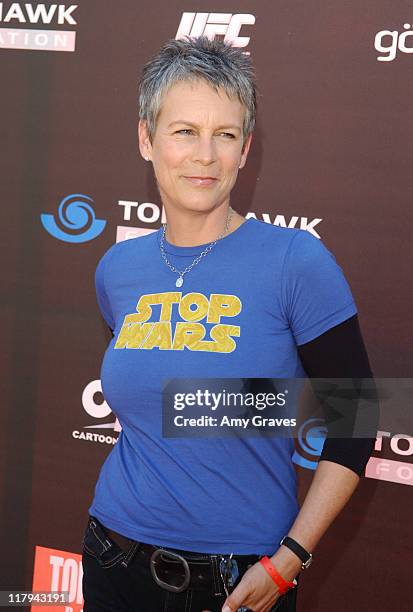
[1,1,412,610]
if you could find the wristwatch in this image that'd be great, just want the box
[280,536,313,570]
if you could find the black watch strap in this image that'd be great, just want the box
[280,536,313,569]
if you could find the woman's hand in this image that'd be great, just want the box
[221,547,301,612]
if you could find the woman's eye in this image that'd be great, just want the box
[174,130,235,138]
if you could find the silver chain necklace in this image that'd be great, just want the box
[159,207,234,287]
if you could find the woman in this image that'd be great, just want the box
[81,37,377,612]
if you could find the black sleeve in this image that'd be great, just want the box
[297,314,379,476]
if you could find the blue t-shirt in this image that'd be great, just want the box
[88,217,357,554]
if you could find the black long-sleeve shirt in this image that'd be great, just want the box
[297,314,379,476]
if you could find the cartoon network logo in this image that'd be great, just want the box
[72,379,120,446]
[41,194,106,243]
[375,23,413,61]
[0,2,78,52]
[176,13,255,51]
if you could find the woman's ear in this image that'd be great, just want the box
[239,133,253,169]
[138,120,152,161]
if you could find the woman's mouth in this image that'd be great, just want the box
[183,176,217,186]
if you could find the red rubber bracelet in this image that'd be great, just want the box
[259,556,296,595]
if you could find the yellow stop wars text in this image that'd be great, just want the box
[114,292,242,353]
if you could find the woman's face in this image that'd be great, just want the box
[139,79,252,216]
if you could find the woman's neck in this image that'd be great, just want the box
[163,206,246,247]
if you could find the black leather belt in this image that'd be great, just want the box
[105,526,260,596]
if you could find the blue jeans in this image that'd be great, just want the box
[81,515,299,612]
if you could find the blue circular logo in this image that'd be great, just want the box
[40,194,106,243]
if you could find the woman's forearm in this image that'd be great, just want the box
[269,460,360,576]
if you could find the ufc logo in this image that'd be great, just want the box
[176,13,255,49]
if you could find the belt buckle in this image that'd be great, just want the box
[150,548,191,593]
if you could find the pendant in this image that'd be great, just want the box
[175,276,184,287]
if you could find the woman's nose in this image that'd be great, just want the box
[193,136,217,165]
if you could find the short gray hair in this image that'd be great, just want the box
[138,37,257,144]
